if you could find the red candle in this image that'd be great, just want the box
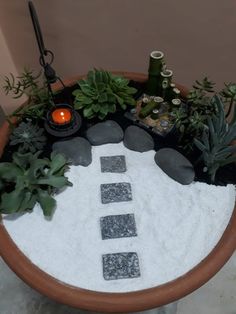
[52,108,72,124]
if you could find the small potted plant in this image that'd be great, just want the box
[0,50,235,313]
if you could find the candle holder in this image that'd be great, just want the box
[28,1,81,137]
[44,104,81,137]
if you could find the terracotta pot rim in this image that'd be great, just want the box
[0,72,235,313]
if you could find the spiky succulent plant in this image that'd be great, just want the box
[194,95,236,182]
[73,69,137,120]
[0,151,72,217]
[10,121,47,153]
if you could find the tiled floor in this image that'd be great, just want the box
[177,253,236,314]
[0,253,235,314]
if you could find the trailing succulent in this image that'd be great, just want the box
[220,82,236,121]
[187,77,215,109]
[172,77,217,152]
[173,77,236,153]
[10,121,47,153]
[73,69,137,120]
[194,96,236,183]
[0,151,72,217]
[3,68,54,120]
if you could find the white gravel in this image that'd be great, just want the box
[2,143,235,292]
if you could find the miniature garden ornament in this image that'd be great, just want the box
[126,51,177,138]
[160,69,173,100]
[45,104,81,137]
[139,96,163,119]
[28,1,58,91]
[146,51,165,95]
[133,92,175,138]
[29,1,81,137]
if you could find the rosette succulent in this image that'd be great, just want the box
[0,151,72,217]
[220,82,236,120]
[10,121,47,153]
[73,69,137,120]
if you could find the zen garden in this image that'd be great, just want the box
[0,2,235,313]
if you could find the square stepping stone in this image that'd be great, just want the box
[101,182,132,204]
[102,252,141,280]
[100,214,137,240]
[100,155,127,173]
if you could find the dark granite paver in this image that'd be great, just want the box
[100,214,137,240]
[101,182,132,204]
[102,252,140,280]
[100,155,126,173]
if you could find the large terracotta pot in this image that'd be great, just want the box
[0,73,235,313]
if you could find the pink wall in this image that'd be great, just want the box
[1,0,236,112]
[0,27,26,114]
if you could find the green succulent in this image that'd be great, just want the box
[187,77,215,102]
[10,121,47,153]
[220,82,236,121]
[187,77,216,114]
[171,107,188,133]
[194,95,236,182]
[0,151,72,217]
[172,77,217,152]
[192,77,215,93]
[3,68,54,120]
[188,111,207,132]
[172,107,208,152]
[220,82,236,100]
[73,69,137,120]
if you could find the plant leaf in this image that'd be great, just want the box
[37,176,70,188]
[98,93,108,103]
[48,153,67,175]
[19,192,37,211]
[83,107,94,117]
[37,190,56,217]
[0,189,25,213]
[0,163,23,180]
[219,155,236,166]
[194,138,207,152]
[28,159,49,179]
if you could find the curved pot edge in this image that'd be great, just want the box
[0,208,235,313]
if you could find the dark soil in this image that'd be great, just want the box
[1,80,235,186]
